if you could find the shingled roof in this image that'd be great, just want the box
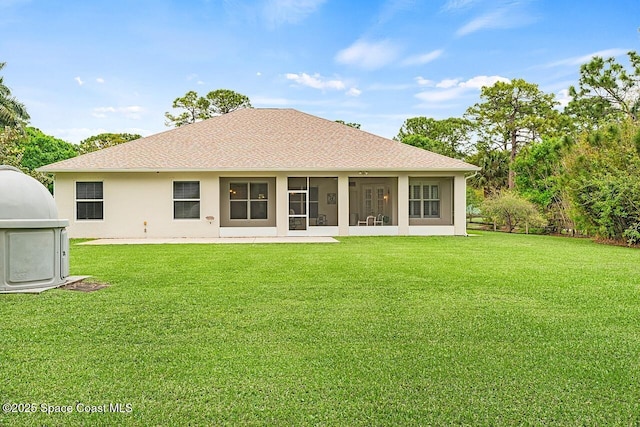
[39,108,479,172]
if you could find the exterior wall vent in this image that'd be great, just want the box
[0,165,70,293]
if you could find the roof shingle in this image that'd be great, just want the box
[39,108,479,172]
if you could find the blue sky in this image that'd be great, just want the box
[1,0,639,143]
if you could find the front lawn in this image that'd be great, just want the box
[1,233,639,425]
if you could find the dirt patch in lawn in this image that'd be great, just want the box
[61,281,109,292]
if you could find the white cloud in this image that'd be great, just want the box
[256,72,262,76]
[415,75,510,102]
[263,0,326,27]
[346,87,362,97]
[401,49,443,66]
[286,72,345,90]
[456,2,537,37]
[335,39,400,70]
[74,76,84,86]
[92,105,144,119]
[441,0,477,11]
[546,48,629,67]
[377,0,418,24]
[459,75,510,89]
[96,77,105,84]
[456,8,507,36]
[286,72,362,97]
[415,76,434,87]
[415,87,466,102]
[436,78,459,88]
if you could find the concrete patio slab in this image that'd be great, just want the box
[77,236,339,245]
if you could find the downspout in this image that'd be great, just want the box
[464,172,479,237]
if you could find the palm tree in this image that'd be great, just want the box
[467,149,510,197]
[0,62,30,130]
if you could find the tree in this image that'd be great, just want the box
[78,132,141,154]
[396,116,472,159]
[466,149,509,196]
[164,90,210,127]
[20,127,77,170]
[0,127,23,168]
[0,62,30,130]
[567,51,640,130]
[466,186,483,221]
[165,89,252,127]
[481,191,546,233]
[205,89,252,115]
[1,127,77,191]
[513,137,574,232]
[465,79,560,189]
[335,120,361,129]
[565,121,640,244]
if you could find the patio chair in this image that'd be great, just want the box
[358,215,375,226]
[374,214,384,226]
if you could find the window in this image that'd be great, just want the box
[409,182,440,219]
[76,182,103,220]
[173,181,200,219]
[229,182,268,220]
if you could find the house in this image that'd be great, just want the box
[38,108,479,239]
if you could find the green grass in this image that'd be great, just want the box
[2,233,640,426]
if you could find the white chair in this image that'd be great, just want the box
[358,215,375,226]
[374,214,384,226]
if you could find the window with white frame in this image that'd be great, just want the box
[76,182,103,220]
[409,182,440,219]
[229,182,268,220]
[173,181,200,219]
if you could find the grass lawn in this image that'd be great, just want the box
[1,232,640,426]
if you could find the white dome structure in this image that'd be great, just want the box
[0,165,59,219]
[0,165,70,293]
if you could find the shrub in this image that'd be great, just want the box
[481,191,547,233]
[623,222,640,246]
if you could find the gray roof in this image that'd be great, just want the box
[39,108,479,173]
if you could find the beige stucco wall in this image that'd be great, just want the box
[55,172,221,238]
[453,173,468,235]
[53,170,470,238]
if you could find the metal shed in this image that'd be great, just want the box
[0,165,69,293]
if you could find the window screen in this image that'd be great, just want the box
[76,182,104,220]
[173,181,200,219]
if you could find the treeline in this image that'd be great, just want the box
[396,52,640,246]
[2,53,639,245]
[0,127,140,189]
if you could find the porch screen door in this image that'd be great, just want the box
[288,190,308,230]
